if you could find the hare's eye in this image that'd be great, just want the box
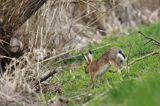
[120,60,123,63]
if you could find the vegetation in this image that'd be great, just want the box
[46,22,160,106]
[1,1,160,105]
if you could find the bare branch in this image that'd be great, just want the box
[4,0,48,34]
[129,50,160,66]
[138,31,160,46]
[34,69,58,86]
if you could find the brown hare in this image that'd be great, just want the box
[83,47,127,85]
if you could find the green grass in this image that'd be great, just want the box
[46,22,160,106]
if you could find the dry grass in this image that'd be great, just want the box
[0,54,45,105]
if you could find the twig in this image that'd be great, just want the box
[34,49,77,65]
[0,55,13,59]
[138,31,160,46]
[83,90,110,106]
[128,50,160,66]
[126,43,133,73]
[52,43,111,65]
[34,69,58,86]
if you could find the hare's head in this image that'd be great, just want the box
[108,48,127,69]
[116,49,127,63]
[83,51,93,73]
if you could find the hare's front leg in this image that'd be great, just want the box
[89,72,95,88]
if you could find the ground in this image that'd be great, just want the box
[45,22,160,106]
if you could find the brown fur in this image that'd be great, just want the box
[84,47,126,85]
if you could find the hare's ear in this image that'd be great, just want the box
[87,50,93,63]
[117,50,127,61]
[82,53,89,63]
